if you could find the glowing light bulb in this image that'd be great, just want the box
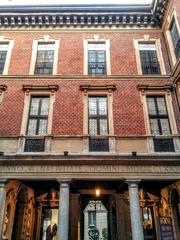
[95,188,100,197]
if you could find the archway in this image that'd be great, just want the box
[11,187,27,240]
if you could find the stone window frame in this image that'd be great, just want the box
[0,36,14,75]
[29,35,59,75]
[83,35,111,75]
[80,85,116,152]
[18,85,58,152]
[0,85,7,103]
[138,85,180,153]
[134,35,166,75]
[165,10,180,66]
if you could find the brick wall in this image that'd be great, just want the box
[2,30,170,76]
[0,78,178,137]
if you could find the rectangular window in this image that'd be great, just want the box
[24,97,50,152]
[147,96,174,152]
[139,44,161,75]
[34,43,55,74]
[170,19,180,59]
[88,211,96,227]
[88,43,106,75]
[0,44,8,74]
[88,96,109,152]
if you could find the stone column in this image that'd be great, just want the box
[127,180,144,240]
[57,179,71,240]
[0,180,7,238]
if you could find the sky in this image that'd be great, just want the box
[0,0,153,6]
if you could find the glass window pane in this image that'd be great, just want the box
[89,98,97,115]
[0,51,7,74]
[45,50,54,62]
[40,98,49,115]
[170,20,179,48]
[138,44,156,51]
[100,119,108,135]
[156,97,167,115]
[89,119,97,135]
[30,98,40,116]
[27,119,37,135]
[97,51,105,62]
[98,98,107,115]
[147,98,156,115]
[150,119,160,135]
[38,119,48,135]
[0,51,7,60]
[160,118,171,135]
[88,51,96,62]
[37,50,46,62]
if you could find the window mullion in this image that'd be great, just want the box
[36,98,42,135]
[97,98,100,135]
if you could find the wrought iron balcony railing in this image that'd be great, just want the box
[88,62,106,75]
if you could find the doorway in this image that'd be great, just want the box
[81,195,117,240]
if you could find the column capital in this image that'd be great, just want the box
[0,179,8,187]
[125,179,141,188]
[57,178,72,186]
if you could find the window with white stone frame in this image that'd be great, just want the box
[134,37,166,75]
[138,43,161,75]
[29,37,59,75]
[169,18,180,60]
[19,85,58,153]
[80,85,115,153]
[83,37,111,76]
[0,43,8,74]
[34,43,55,74]
[0,39,14,75]
[147,96,174,152]
[88,96,109,152]
[138,86,180,153]
[88,44,106,75]
[165,10,180,66]
[24,96,50,152]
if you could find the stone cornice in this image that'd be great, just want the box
[0,74,171,80]
[22,84,59,92]
[0,1,169,28]
[137,84,172,91]
[0,153,180,165]
[80,84,116,92]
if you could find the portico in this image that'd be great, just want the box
[0,155,179,240]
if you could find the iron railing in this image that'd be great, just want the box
[34,62,53,74]
[141,62,161,74]
[89,138,109,152]
[88,62,106,75]
[24,138,45,152]
[153,138,175,152]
